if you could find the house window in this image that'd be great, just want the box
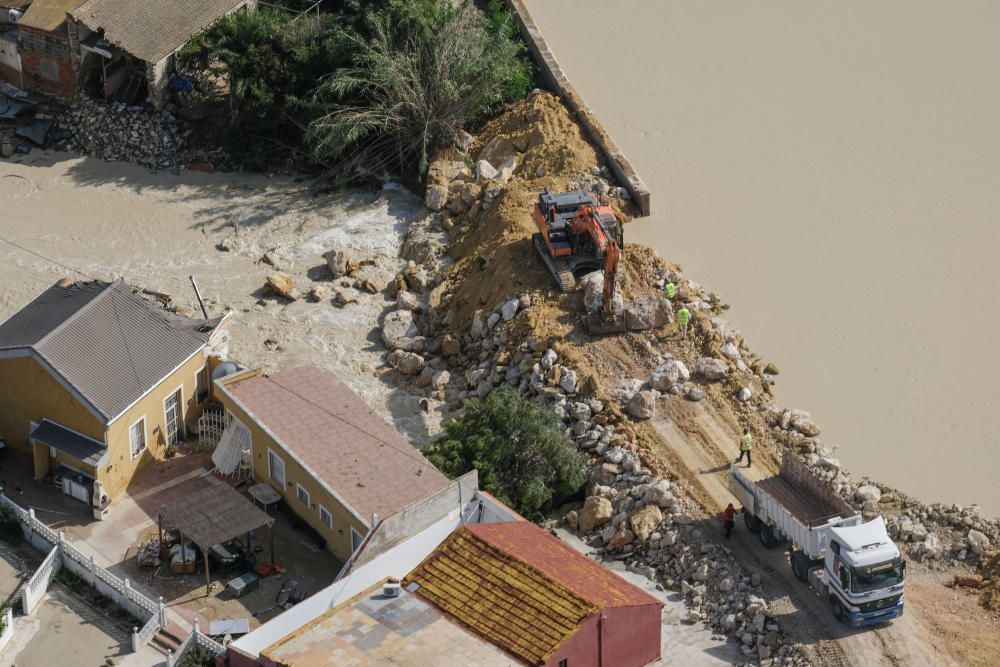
[268,449,286,489]
[559,660,568,667]
[296,483,310,507]
[319,505,333,529]
[195,366,210,403]
[351,527,364,553]
[129,418,147,458]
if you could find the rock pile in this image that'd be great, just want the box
[55,98,182,170]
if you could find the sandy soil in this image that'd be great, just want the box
[524,0,1000,516]
[0,151,440,442]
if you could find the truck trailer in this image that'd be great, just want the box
[729,454,905,627]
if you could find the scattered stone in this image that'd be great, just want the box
[381,309,419,350]
[501,298,520,321]
[266,272,298,300]
[431,369,451,390]
[308,284,331,302]
[685,386,705,402]
[967,529,991,556]
[955,573,984,589]
[396,290,421,312]
[387,350,425,375]
[334,290,357,306]
[476,159,499,182]
[855,484,882,504]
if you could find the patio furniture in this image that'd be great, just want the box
[226,572,259,598]
[248,483,281,513]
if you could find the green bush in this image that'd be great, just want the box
[307,0,532,181]
[425,388,586,517]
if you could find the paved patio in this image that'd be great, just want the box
[0,451,343,639]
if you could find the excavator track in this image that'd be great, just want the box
[533,233,576,291]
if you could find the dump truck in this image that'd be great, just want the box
[730,454,905,627]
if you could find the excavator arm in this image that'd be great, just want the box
[602,243,620,316]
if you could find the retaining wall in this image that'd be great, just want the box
[505,0,652,216]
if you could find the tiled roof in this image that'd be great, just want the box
[0,280,209,422]
[222,365,449,522]
[261,580,517,667]
[468,521,662,608]
[71,0,246,63]
[404,526,598,665]
[18,0,85,32]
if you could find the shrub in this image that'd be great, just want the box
[307,0,532,181]
[425,388,586,517]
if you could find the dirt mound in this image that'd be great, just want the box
[979,551,1000,611]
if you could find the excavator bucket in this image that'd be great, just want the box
[586,311,628,335]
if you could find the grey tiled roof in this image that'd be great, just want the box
[71,0,247,63]
[30,419,108,467]
[0,280,209,423]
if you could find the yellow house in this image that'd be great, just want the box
[213,365,450,561]
[0,279,224,511]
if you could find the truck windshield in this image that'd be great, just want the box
[851,559,904,593]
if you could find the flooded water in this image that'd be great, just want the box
[525,0,1000,514]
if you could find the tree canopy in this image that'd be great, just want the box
[425,388,587,517]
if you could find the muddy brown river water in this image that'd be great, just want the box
[524,0,1000,515]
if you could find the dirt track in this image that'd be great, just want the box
[646,377,957,666]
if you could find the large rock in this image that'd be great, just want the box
[580,271,624,315]
[854,484,882,504]
[629,504,663,542]
[643,480,676,509]
[266,272,297,300]
[425,184,448,211]
[649,359,688,391]
[625,296,673,331]
[475,159,499,182]
[578,496,614,534]
[626,390,656,420]
[693,357,728,381]
[560,368,578,394]
[967,529,991,556]
[501,298,520,321]
[381,309,419,349]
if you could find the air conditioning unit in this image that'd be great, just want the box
[383,579,401,598]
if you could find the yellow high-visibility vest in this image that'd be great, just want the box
[677,308,690,326]
[664,282,677,299]
[741,433,752,451]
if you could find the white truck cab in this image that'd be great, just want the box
[730,456,905,627]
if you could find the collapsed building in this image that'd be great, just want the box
[0,0,254,106]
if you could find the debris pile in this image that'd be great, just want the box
[55,98,183,170]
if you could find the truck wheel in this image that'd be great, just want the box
[790,552,808,582]
[831,599,846,623]
[744,512,762,533]
[759,525,777,549]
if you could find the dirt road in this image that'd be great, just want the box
[650,395,954,666]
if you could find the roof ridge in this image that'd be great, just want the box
[33,280,110,349]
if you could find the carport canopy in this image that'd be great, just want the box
[158,483,274,552]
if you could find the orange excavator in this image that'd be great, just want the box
[532,190,626,333]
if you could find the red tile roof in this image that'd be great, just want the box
[467,521,661,608]
[223,365,448,521]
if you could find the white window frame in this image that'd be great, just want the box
[350,527,364,553]
[296,483,311,507]
[194,365,210,403]
[319,504,333,529]
[162,385,185,446]
[268,448,286,490]
[129,416,147,459]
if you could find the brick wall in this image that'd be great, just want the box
[17,27,77,99]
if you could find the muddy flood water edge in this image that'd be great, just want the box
[524,0,1000,516]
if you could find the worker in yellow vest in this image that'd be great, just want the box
[677,306,690,338]
[664,282,677,300]
[735,429,752,467]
